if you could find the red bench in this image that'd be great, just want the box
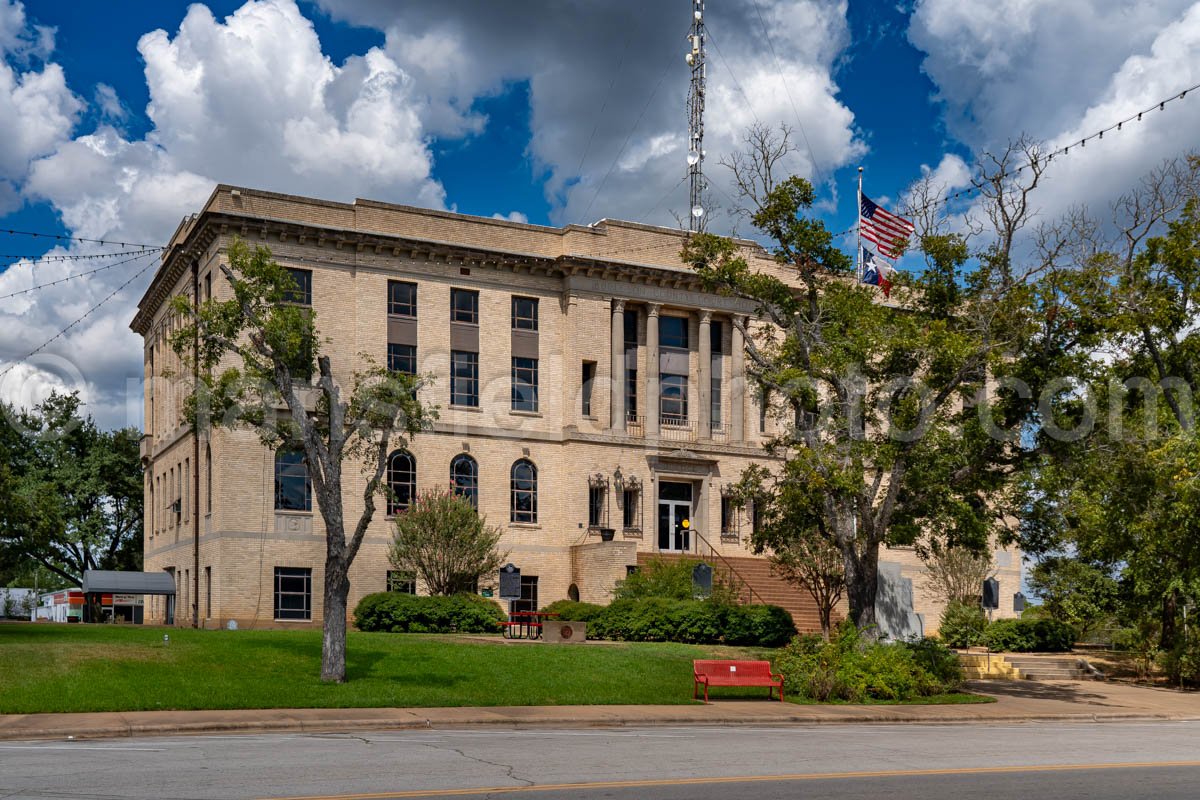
[693,659,784,703]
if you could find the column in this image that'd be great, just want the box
[698,310,712,437]
[731,317,746,442]
[610,299,625,432]
[646,303,661,437]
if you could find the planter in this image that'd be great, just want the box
[599,527,616,541]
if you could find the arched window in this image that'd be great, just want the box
[387,450,416,515]
[510,459,537,523]
[450,454,478,509]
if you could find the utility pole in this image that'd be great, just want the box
[686,0,707,231]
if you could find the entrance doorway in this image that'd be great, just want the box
[510,575,539,614]
[657,481,693,552]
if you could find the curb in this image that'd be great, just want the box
[1,710,1193,742]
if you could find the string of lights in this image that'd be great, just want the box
[834,80,1200,240]
[0,246,164,269]
[0,250,165,301]
[0,251,160,381]
[0,227,165,250]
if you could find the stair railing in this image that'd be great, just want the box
[692,528,765,605]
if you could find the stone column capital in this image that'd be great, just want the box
[613,298,626,313]
[699,309,713,324]
[646,302,662,317]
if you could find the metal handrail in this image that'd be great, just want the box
[692,528,765,605]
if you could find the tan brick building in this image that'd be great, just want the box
[131,185,1022,634]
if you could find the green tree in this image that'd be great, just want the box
[388,488,506,596]
[682,125,1039,630]
[1028,556,1118,639]
[0,393,142,585]
[169,239,435,683]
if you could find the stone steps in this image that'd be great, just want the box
[998,656,1088,681]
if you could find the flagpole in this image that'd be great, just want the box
[856,166,864,281]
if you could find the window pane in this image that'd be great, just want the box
[387,451,416,514]
[511,357,538,412]
[450,454,478,509]
[623,488,639,529]
[660,316,688,349]
[274,450,311,511]
[451,288,479,323]
[388,343,417,375]
[274,567,311,621]
[388,281,417,317]
[511,460,537,523]
[581,362,595,416]
[283,269,312,305]
[451,351,479,406]
[660,374,688,423]
[512,296,538,330]
[588,486,603,527]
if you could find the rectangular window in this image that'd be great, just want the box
[274,449,312,512]
[451,351,480,407]
[511,296,538,330]
[388,343,417,375]
[660,373,689,424]
[283,268,312,306]
[710,321,723,430]
[581,361,596,416]
[660,315,689,349]
[511,357,539,412]
[274,567,311,621]
[721,495,736,534]
[388,280,417,317]
[386,570,417,595]
[622,488,641,530]
[451,288,479,323]
[205,566,211,619]
[588,484,606,528]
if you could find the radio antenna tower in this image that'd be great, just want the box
[686,0,707,231]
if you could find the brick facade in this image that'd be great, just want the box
[132,185,1021,633]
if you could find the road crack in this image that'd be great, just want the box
[419,742,534,789]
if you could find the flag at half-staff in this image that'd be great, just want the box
[859,194,914,259]
[861,246,895,299]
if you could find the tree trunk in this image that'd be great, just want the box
[1161,590,1179,652]
[842,545,879,633]
[320,562,350,683]
[818,603,832,641]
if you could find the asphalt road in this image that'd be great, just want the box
[2,721,1200,800]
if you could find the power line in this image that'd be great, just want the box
[0,228,164,250]
[0,247,164,270]
[0,250,164,301]
[0,251,160,381]
[708,28,759,126]
[571,32,634,188]
[749,0,825,188]
[580,44,678,223]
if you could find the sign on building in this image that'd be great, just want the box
[499,564,522,600]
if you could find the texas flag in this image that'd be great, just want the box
[861,246,894,298]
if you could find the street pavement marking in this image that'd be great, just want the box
[260,760,1200,800]
[0,745,166,752]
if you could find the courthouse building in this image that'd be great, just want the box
[132,185,1022,633]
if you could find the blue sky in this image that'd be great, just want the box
[1,0,1198,426]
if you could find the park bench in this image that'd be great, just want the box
[693,659,784,703]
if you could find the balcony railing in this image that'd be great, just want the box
[620,414,734,443]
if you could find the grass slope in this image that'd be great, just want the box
[0,624,989,713]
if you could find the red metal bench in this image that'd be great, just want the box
[693,659,784,703]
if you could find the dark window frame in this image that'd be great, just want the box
[588,484,607,529]
[622,487,642,531]
[386,569,417,595]
[273,567,312,621]
[388,280,417,317]
[511,357,539,412]
[388,343,417,375]
[282,268,312,306]
[511,296,538,330]
[274,448,311,512]
[450,453,479,509]
[451,288,479,324]
[511,459,538,524]
[581,361,596,416]
[660,315,689,349]
[660,373,689,425]
[451,350,480,407]
[386,450,416,515]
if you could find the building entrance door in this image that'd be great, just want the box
[657,481,693,552]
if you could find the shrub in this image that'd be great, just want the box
[984,618,1076,652]
[614,557,742,605]
[539,600,605,623]
[1159,628,1200,687]
[585,598,796,646]
[353,592,506,633]
[773,624,959,702]
[389,489,507,596]
[938,601,988,648]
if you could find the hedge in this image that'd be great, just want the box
[549,597,796,647]
[354,592,506,633]
[983,618,1076,652]
[773,625,964,702]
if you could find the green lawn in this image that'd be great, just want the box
[0,624,989,714]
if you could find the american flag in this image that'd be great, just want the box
[860,194,914,259]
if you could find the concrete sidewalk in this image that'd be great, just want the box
[2,680,1198,741]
